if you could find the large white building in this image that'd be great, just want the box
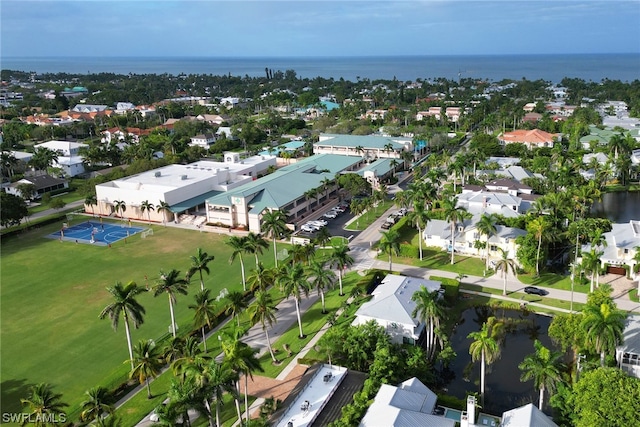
[34,140,87,177]
[580,220,640,278]
[313,134,413,161]
[93,153,275,222]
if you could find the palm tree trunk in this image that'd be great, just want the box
[338,270,344,296]
[480,351,486,404]
[418,226,423,260]
[146,378,152,399]
[536,234,542,276]
[169,296,177,337]
[244,374,250,426]
[600,351,605,367]
[123,317,135,370]
[503,272,508,296]
[265,328,276,362]
[539,386,544,410]
[202,327,208,352]
[240,257,246,291]
[450,224,455,265]
[234,383,242,422]
[216,400,221,427]
[273,238,278,268]
[590,273,595,293]
[199,271,205,291]
[295,298,304,338]
[204,399,215,427]
[321,290,326,313]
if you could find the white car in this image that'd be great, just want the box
[301,224,318,232]
[323,211,338,219]
[308,220,328,226]
[332,206,345,213]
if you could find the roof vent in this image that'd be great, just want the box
[154,171,161,177]
[181,175,187,180]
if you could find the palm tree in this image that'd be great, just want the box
[260,210,289,268]
[494,248,517,296]
[277,263,311,338]
[442,196,470,264]
[328,243,354,296]
[246,262,276,293]
[468,319,502,404]
[171,336,212,382]
[406,203,430,260]
[187,248,215,291]
[581,248,604,293]
[221,335,264,426]
[245,232,269,268]
[247,290,279,363]
[518,340,566,410]
[307,260,337,314]
[80,386,114,426]
[140,200,155,223]
[129,339,163,399]
[379,229,401,272]
[582,303,626,366]
[224,291,248,328]
[99,281,147,370]
[189,289,217,353]
[226,235,249,291]
[411,285,446,360]
[85,194,98,217]
[476,213,498,271]
[153,269,190,337]
[527,217,548,277]
[162,336,187,365]
[197,360,236,427]
[20,383,68,427]
[156,201,171,226]
[114,199,127,224]
[313,227,332,248]
[165,376,205,427]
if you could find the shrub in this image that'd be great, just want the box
[436,394,466,410]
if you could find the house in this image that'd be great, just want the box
[196,113,229,125]
[616,314,640,379]
[189,133,217,148]
[498,129,560,149]
[499,403,557,427]
[580,221,640,278]
[580,152,612,180]
[33,140,87,177]
[71,104,109,113]
[313,134,413,160]
[352,274,442,346]
[6,174,68,199]
[360,377,455,427]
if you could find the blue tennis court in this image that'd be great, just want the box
[47,220,146,246]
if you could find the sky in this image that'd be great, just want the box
[1,0,639,58]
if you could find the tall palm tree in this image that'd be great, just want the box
[245,232,269,268]
[113,199,127,224]
[277,263,311,338]
[406,203,430,260]
[195,360,237,427]
[129,339,164,399]
[411,285,446,360]
[518,340,566,410]
[246,262,276,293]
[379,229,401,272]
[260,209,289,268]
[165,376,206,426]
[328,243,354,296]
[307,260,337,314]
[20,383,68,427]
[527,216,548,277]
[476,213,498,271]
[171,336,212,382]
[247,290,279,363]
[99,281,147,370]
[163,336,187,365]
[581,248,604,293]
[80,386,114,426]
[226,235,249,291]
[442,196,470,264]
[140,200,155,223]
[494,248,518,296]
[221,335,264,426]
[189,289,217,353]
[313,226,332,248]
[224,291,248,328]
[187,248,215,291]
[468,319,502,404]
[582,303,626,366]
[156,200,171,226]
[153,269,190,337]
[85,194,98,217]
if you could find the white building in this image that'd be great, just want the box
[34,140,87,177]
[581,220,640,278]
[313,133,413,160]
[190,133,217,148]
[93,154,276,222]
[352,274,442,346]
[616,314,640,379]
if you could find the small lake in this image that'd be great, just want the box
[442,307,561,416]
[591,191,640,223]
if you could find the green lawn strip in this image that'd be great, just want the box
[0,220,275,420]
[114,371,173,426]
[630,289,639,303]
[344,199,395,231]
[256,274,361,378]
[459,283,586,313]
[376,248,486,276]
[27,193,84,214]
[518,272,590,294]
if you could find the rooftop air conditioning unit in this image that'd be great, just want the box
[154,171,161,177]
[181,175,187,180]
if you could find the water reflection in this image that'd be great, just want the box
[591,191,640,222]
[442,307,560,416]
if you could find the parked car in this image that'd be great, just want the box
[301,225,318,233]
[398,208,408,216]
[524,286,548,296]
[381,222,393,230]
[386,215,398,224]
[308,220,328,226]
[332,206,345,213]
[323,211,338,219]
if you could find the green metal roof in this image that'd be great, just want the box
[357,158,394,176]
[317,134,411,150]
[206,154,362,210]
[170,190,222,213]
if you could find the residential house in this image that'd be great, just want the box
[34,140,87,177]
[7,173,68,199]
[190,133,217,148]
[360,377,455,427]
[580,220,640,278]
[580,152,611,180]
[498,129,560,149]
[616,314,640,379]
[352,274,442,346]
[499,403,558,427]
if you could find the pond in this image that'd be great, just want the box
[591,191,640,223]
[441,307,562,416]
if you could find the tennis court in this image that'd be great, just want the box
[47,220,146,246]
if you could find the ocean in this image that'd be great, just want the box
[1,54,639,83]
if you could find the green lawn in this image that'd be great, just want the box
[0,219,276,422]
[344,199,395,231]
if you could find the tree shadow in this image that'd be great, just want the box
[1,378,36,414]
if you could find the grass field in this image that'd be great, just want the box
[0,218,275,421]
